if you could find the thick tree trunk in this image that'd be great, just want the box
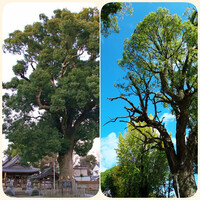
[161,128,197,197]
[173,168,197,197]
[58,148,74,177]
[139,177,149,197]
[58,116,75,178]
[57,146,76,193]
[174,106,197,197]
[58,132,75,178]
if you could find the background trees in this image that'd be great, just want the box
[3,7,99,177]
[108,8,197,197]
[116,122,171,197]
[101,166,118,197]
[101,121,172,197]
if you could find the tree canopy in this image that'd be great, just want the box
[3,7,99,176]
[108,8,197,197]
[101,2,133,37]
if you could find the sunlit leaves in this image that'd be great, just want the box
[118,7,197,120]
[115,122,170,197]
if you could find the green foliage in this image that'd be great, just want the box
[101,166,118,196]
[3,8,99,164]
[114,122,170,197]
[184,7,198,26]
[4,113,62,162]
[3,143,22,158]
[117,7,197,130]
[101,121,172,197]
[101,3,133,37]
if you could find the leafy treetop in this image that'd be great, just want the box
[3,8,99,165]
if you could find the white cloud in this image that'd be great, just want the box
[161,113,176,123]
[171,137,176,146]
[88,137,100,162]
[101,132,118,172]
[101,166,108,173]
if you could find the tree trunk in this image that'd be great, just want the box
[58,148,74,177]
[58,135,74,178]
[173,107,197,197]
[173,167,197,197]
[139,176,149,197]
[57,142,76,193]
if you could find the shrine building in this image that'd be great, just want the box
[2,154,40,189]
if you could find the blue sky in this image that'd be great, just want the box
[100,2,196,172]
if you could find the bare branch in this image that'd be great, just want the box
[103,115,130,126]
[30,62,36,71]
[108,96,143,115]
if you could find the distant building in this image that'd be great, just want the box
[2,154,39,189]
[91,163,100,176]
[90,163,100,181]
[73,166,90,181]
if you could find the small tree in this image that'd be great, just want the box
[115,121,171,197]
[3,8,99,178]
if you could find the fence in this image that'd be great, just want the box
[41,181,99,197]
[42,188,85,197]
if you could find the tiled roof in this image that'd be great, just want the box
[2,154,40,174]
[2,155,12,166]
[30,167,59,180]
[3,168,40,173]
[3,154,21,168]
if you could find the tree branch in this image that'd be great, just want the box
[73,100,96,129]
[60,51,84,77]
[20,73,31,82]
[160,71,180,102]
[35,89,50,110]
[106,94,177,173]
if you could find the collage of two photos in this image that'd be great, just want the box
[1,1,198,198]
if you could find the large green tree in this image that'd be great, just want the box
[3,8,99,177]
[108,8,197,197]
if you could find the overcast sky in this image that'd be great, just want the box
[1,2,99,160]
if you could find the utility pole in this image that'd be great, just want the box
[53,157,56,190]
